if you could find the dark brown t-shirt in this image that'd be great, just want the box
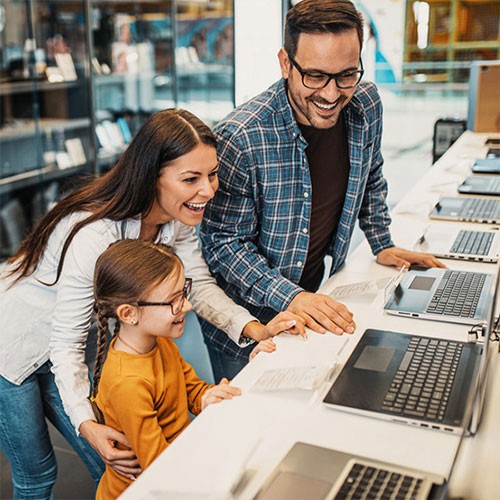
[298,114,350,292]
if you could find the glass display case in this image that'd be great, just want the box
[0,0,235,259]
[175,0,234,122]
[0,0,94,258]
[90,0,234,169]
[90,1,176,168]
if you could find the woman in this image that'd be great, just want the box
[0,109,304,499]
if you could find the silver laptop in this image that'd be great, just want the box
[414,225,500,263]
[458,175,500,196]
[472,157,500,174]
[430,196,500,224]
[322,262,498,436]
[254,442,446,500]
[384,267,494,325]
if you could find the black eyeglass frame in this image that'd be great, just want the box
[288,55,364,89]
[136,277,192,315]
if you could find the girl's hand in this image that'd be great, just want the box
[261,311,307,340]
[201,378,242,410]
[250,338,276,360]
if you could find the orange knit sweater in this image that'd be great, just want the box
[95,336,212,499]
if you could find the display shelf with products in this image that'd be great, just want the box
[0,0,94,258]
[90,1,175,117]
[0,1,236,259]
[403,0,500,84]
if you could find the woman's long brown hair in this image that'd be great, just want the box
[6,109,215,285]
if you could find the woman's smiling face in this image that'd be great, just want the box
[149,142,219,226]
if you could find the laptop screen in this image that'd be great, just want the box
[468,260,500,434]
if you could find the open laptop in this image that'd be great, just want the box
[323,262,498,436]
[414,225,500,263]
[384,266,494,325]
[254,442,447,500]
[485,137,500,146]
[429,196,500,224]
[458,175,500,196]
[471,157,500,174]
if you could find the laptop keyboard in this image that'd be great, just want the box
[426,270,486,318]
[381,337,463,421]
[484,177,500,193]
[450,230,494,256]
[335,462,424,500]
[457,197,500,219]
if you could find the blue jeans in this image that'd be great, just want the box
[0,362,104,500]
[205,342,248,382]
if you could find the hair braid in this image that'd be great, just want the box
[90,306,112,423]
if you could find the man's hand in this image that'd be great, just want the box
[79,420,141,480]
[376,247,446,270]
[287,291,355,335]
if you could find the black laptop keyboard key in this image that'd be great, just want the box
[450,230,494,256]
[335,462,423,500]
[426,270,486,318]
[381,337,463,421]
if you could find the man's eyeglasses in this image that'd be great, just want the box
[288,55,364,90]
[137,278,192,315]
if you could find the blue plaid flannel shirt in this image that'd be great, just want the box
[200,78,394,361]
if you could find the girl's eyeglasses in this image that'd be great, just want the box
[136,278,192,315]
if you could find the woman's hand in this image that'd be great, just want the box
[201,378,242,410]
[249,338,277,360]
[79,420,142,480]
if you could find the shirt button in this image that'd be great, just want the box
[302,228,308,234]
[297,261,303,267]
[303,192,309,198]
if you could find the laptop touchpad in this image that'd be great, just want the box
[259,471,333,499]
[354,346,394,372]
[409,276,435,290]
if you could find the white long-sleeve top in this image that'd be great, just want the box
[0,212,255,432]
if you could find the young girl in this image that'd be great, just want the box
[92,239,274,499]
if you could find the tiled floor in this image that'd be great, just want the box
[0,90,468,499]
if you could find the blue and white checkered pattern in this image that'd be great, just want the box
[200,79,394,361]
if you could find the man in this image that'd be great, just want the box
[200,0,443,381]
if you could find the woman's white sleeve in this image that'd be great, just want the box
[49,223,112,433]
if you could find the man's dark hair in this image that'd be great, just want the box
[284,0,364,58]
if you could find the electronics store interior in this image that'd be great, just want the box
[0,0,499,499]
